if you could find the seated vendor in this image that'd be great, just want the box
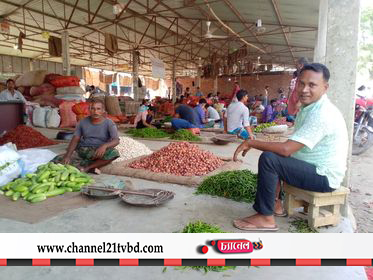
[0,79,27,103]
[53,99,120,174]
[206,103,220,122]
[171,102,199,130]
[232,63,348,231]
[262,99,278,123]
[224,90,254,140]
[134,106,156,129]
[194,99,215,128]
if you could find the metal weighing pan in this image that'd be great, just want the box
[119,189,175,207]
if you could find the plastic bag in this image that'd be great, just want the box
[46,108,61,128]
[18,148,57,174]
[0,144,22,187]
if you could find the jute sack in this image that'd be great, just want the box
[105,96,122,115]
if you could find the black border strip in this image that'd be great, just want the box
[1,259,371,266]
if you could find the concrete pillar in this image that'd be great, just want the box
[132,50,139,101]
[213,76,218,94]
[196,67,201,88]
[61,31,71,76]
[172,60,176,103]
[313,0,360,216]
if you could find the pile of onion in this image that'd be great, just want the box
[129,142,224,176]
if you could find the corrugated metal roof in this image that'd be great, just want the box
[0,0,320,74]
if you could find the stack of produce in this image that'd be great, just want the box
[114,137,153,162]
[253,122,276,133]
[196,170,257,203]
[170,129,201,142]
[129,142,224,176]
[0,125,57,150]
[127,128,170,138]
[0,162,93,203]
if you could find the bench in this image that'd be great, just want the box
[283,184,350,229]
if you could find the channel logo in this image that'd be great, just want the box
[198,239,263,254]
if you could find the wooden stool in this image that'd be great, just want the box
[284,184,350,229]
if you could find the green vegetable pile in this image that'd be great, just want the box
[289,219,318,233]
[196,170,257,203]
[181,220,227,233]
[170,129,201,142]
[253,122,276,133]
[0,162,93,203]
[162,116,173,123]
[128,127,170,138]
[174,221,236,273]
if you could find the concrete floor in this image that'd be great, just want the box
[0,128,366,279]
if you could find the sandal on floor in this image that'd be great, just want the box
[233,219,279,232]
[274,210,287,217]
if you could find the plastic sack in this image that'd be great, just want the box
[30,83,55,97]
[59,101,77,128]
[262,125,288,134]
[32,106,51,128]
[72,102,90,115]
[46,108,61,128]
[0,144,22,187]
[50,76,80,88]
[55,94,86,102]
[15,70,47,87]
[18,148,57,174]
[56,86,85,95]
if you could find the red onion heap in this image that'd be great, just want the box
[129,142,224,176]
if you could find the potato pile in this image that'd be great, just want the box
[129,142,224,176]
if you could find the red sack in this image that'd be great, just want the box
[187,128,200,135]
[44,73,62,83]
[107,115,120,123]
[59,101,77,128]
[50,76,80,88]
[76,114,89,122]
[72,102,90,115]
[164,102,174,116]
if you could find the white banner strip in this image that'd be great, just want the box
[0,233,371,259]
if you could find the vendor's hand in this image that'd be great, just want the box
[233,141,251,162]
[249,135,255,141]
[94,145,107,159]
[62,154,71,165]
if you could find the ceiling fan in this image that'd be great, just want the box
[203,21,228,39]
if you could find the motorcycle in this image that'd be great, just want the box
[352,103,373,155]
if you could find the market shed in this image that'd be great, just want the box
[0,0,361,186]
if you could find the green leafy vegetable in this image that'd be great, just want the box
[128,128,170,138]
[196,170,257,203]
[289,219,318,233]
[170,129,202,142]
[181,220,227,233]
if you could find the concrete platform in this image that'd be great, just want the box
[0,128,365,279]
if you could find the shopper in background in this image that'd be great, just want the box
[195,87,203,97]
[263,86,270,107]
[287,57,309,116]
[229,81,240,104]
[0,79,26,103]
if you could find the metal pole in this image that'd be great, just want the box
[172,60,176,102]
[132,49,139,101]
[61,30,71,75]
